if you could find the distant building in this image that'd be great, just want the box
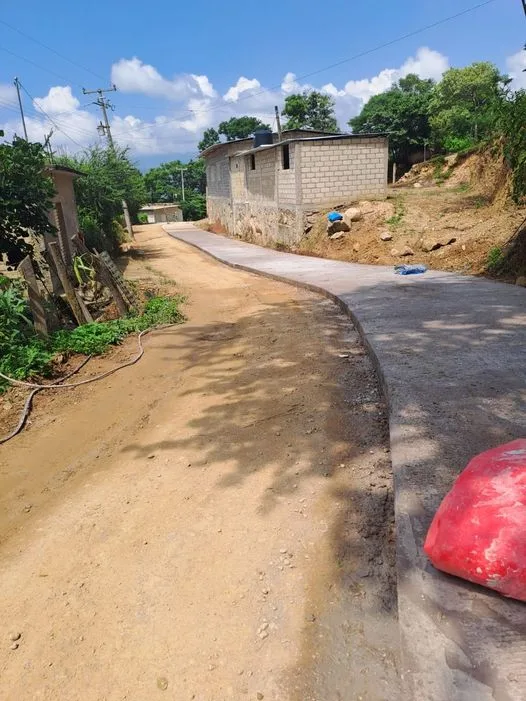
[201,129,388,247]
[140,203,183,224]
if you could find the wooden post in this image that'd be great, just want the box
[48,242,93,325]
[17,256,49,336]
[54,201,73,270]
[392,162,397,184]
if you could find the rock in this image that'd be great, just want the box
[329,231,345,241]
[353,243,360,253]
[157,677,169,691]
[414,182,423,188]
[344,207,363,222]
[257,694,265,700]
[516,276,526,287]
[327,220,350,235]
[10,643,19,650]
[422,240,439,252]
[259,630,269,640]
[398,246,414,257]
[380,232,392,241]
[9,632,21,642]
[422,237,457,253]
[390,248,399,257]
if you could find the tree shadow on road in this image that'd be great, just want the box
[121,294,399,685]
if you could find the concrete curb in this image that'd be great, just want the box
[164,224,526,700]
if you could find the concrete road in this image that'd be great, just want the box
[165,223,526,701]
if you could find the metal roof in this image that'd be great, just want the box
[200,128,343,158]
[232,132,389,158]
[45,164,84,177]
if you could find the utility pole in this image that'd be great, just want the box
[83,85,134,239]
[180,167,186,202]
[14,77,28,140]
[83,85,116,147]
[43,129,54,160]
[274,105,282,142]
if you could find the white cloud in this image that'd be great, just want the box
[34,86,80,114]
[334,47,449,103]
[507,49,526,90]
[111,57,216,101]
[0,46,451,158]
[0,83,17,106]
[281,72,303,94]
[192,74,217,99]
[223,76,261,102]
[0,85,98,153]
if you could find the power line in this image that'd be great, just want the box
[14,78,28,139]
[289,0,498,83]
[0,18,107,82]
[0,45,77,85]
[18,81,85,148]
[129,0,499,133]
[1,0,498,150]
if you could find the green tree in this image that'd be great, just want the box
[58,146,146,251]
[349,74,434,161]
[429,62,507,147]
[282,91,339,132]
[198,127,220,152]
[181,193,206,221]
[498,88,526,203]
[0,137,56,270]
[218,116,270,141]
[144,158,206,202]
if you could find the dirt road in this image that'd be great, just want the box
[0,225,399,700]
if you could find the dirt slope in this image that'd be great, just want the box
[293,150,526,277]
[0,225,399,701]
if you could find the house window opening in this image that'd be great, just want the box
[282,144,290,170]
[250,154,256,170]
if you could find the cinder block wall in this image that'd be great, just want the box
[277,144,296,205]
[205,136,388,244]
[230,148,301,246]
[299,137,388,207]
[206,146,235,230]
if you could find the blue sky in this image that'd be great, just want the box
[0,0,524,169]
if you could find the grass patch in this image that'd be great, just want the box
[0,291,185,391]
[385,198,406,227]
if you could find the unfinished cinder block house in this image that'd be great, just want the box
[202,129,388,246]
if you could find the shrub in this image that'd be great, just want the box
[0,280,52,385]
[0,295,185,391]
[443,136,476,154]
[487,246,503,271]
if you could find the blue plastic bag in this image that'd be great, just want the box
[327,211,343,223]
[394,264,428,275]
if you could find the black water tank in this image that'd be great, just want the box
[253,128,273,148]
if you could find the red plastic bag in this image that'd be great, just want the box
[424,439,526,601]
